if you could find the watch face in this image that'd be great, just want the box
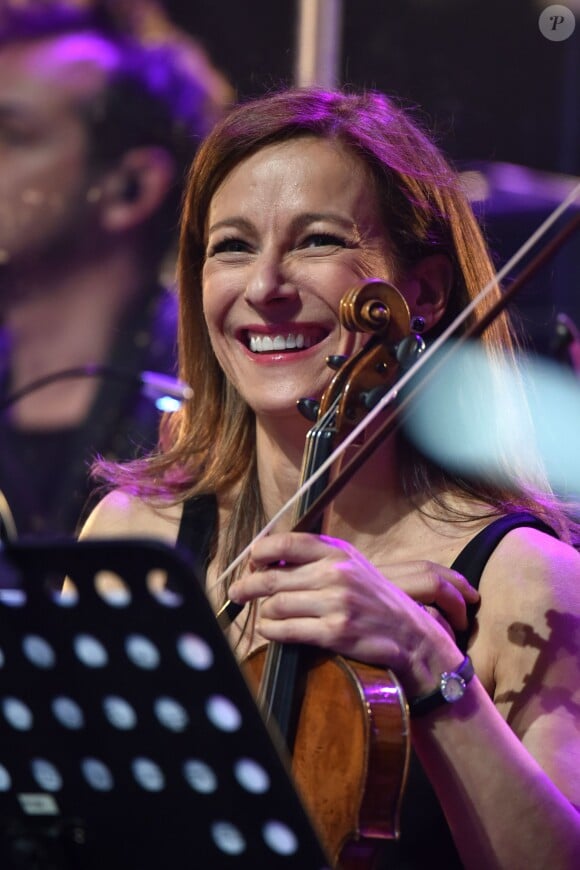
[440,672,467,703]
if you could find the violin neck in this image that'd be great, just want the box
[258,642,304,747]
[259,421,337,748]
[296,426,336,520]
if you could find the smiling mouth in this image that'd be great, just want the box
[245,330,327,354]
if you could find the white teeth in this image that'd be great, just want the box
[247,333,315,353]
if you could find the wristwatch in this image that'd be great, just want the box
[409,654,474,718]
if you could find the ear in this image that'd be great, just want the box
[98,147,177,232]
[398,254,453,331]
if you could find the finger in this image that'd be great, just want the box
[383,563,477,630]
[257,614,326,647]
[229,560,321,604]
[249,531,344,568]
[259,587,328,620]
[228,566,280,603]
[382,561,480,603]
[421,605,456,641]
[437,568,480,603]
[417,580,473,630]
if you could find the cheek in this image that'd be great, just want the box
[1,154,91,233]
[0,178,89,262]
[201,269,240,359]
[201,265,223,329]
[198,297,228,377]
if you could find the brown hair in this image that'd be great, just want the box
[97,87,575,582]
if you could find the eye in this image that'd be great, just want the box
[207,237,250,256]
[302,233,348,249]
[0,125,34,146]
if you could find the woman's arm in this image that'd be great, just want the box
[412,527,580,869]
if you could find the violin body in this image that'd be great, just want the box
[244,646,411,868]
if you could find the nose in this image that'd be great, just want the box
[244,251,299,309]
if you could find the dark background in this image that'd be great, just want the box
[165,0,580,351]
[165,0,579,174]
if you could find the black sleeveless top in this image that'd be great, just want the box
[176,498,556,868]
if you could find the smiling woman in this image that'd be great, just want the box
[200,136,409,420]
[82,88,580,868]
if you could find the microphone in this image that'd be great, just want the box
[0,365,193,414]
[138,370,194,411]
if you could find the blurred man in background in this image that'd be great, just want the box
[0,0,232,538]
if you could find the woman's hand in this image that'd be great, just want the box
[228,531,479,695]
[371,556,479,633]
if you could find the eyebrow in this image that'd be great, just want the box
[206,216,254,237]
[206,211,358,237]
[0,103,44,125]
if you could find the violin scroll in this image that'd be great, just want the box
[339,279,410,338]
[316,279,412,439]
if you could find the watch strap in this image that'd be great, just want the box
[409,654,474,718]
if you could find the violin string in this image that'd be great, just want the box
[211,180,580,605]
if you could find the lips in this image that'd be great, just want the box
[242,327,328,354]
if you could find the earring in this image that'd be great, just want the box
[411,315,426,333]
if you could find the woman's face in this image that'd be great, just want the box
[201,136,400,420]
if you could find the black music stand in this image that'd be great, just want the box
[0,538,331,869]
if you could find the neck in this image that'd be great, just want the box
[255,414,311,529]
[1,245,157,429]
[255,411,409,539]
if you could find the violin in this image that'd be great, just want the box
[243,280,418,867]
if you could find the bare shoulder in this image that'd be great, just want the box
[474,525,580,710]
[79,489,183,546]
[480,526,580,616]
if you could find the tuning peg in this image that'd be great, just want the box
[360,385,391,410]
[325,354,348,370]
[395,334,426,371]
[297,397,320,421]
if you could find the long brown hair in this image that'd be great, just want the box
[96,87,575,579]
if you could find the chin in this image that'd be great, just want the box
[252,397,313,427]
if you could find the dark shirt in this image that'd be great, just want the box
[0,285,178,539]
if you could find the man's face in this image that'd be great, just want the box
[0,34,119,283]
